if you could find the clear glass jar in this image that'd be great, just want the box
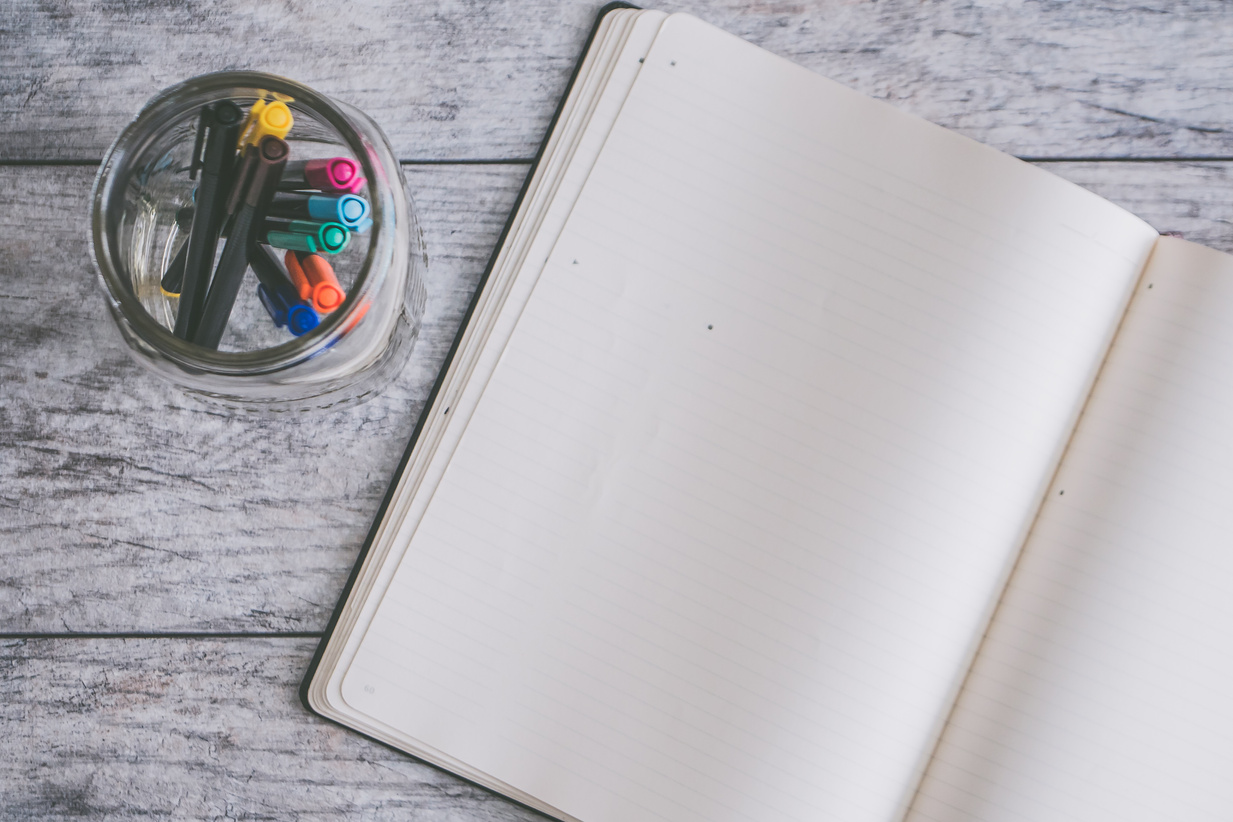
[91,71,426,411]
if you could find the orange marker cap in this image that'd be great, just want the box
[300,254,345,313]
[283,250,313,302]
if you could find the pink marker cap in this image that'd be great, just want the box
[304,158,366,193]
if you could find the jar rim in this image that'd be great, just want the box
[90,70,392,376]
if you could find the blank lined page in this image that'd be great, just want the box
[342,14,1157,822]
[909,237,1233,821]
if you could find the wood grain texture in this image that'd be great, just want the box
[0,637,548,821]
[0,162,527,635]
[3,160,1233,637]
[4,1,1233,161]
[1041,161,1233,251]
[7,9,1233,814]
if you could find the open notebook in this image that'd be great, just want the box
[302,7,1233,821]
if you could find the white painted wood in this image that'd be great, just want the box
[5,4,1233,815]
[0,638,548,821]
[0,163,528,634]
[3,1,1233,160]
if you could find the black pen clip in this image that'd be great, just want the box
[189,105,211,181]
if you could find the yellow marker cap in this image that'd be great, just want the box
[238,100,294,147]
[236,100,266,147]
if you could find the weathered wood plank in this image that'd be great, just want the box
[0,162,527,634]
[0,637,547,821]
[1041,161,1233,251]
[4,1,1233,161]
[3,160,1233,636]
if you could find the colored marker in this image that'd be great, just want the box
[283,249,313,302]
[192,135,289,349]
[267,192,369,228]
[238,100,293,149]
[263,230,319,254]
[251,245,318,335]
[174,101,244,340]
[285,251,345,314]
[298,253,346,313]
[257,284,319,336]
[278,157,365,193]
[259,219,349,254]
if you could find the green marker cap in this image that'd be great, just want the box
[264,230,318,253]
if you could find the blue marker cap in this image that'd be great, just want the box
[257,283,320,336]
[349,215,373,235]
[286,303,319,336]
[305,194,369,228]
[338,195,368,225]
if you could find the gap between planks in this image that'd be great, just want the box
[0,158,538,167]
[0,632,323,640]
[7,157,1233,168]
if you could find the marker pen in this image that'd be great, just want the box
[224,145,259,217]
[283,249,313,302]
[277,157,365,193]
[285,251,345,314]
[258,218,349,254]
[251,244,318,335]
[174,101,244,340]
[298,253,346,314]
[263,230,320,254]
[267,192,369,229]
[238,100,294,149]
[192,135,289,349]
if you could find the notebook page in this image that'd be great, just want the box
[343,14,1157,822]
[313,8,668,743]
[312,10,672,790]
[908,237,1233,821]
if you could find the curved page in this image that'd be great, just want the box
[909,238,1233,821]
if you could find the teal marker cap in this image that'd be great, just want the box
[285,220,350,254]
[264,230,319,253]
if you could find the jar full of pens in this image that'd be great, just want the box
[91,72,426,411]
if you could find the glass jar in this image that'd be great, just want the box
[91,71,426,411]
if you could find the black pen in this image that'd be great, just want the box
[191,135,289,349]
[223,144,259,219]
[173,101,244,340]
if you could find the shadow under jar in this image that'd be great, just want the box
[91,71,427,412]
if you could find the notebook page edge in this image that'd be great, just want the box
[304,5,654,720]
[320,9,666,719]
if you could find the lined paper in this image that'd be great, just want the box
[311,10,669,776]
[340,14,1157,822]
[908,236,1233,821]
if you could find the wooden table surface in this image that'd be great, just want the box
[3,1,1232,818]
